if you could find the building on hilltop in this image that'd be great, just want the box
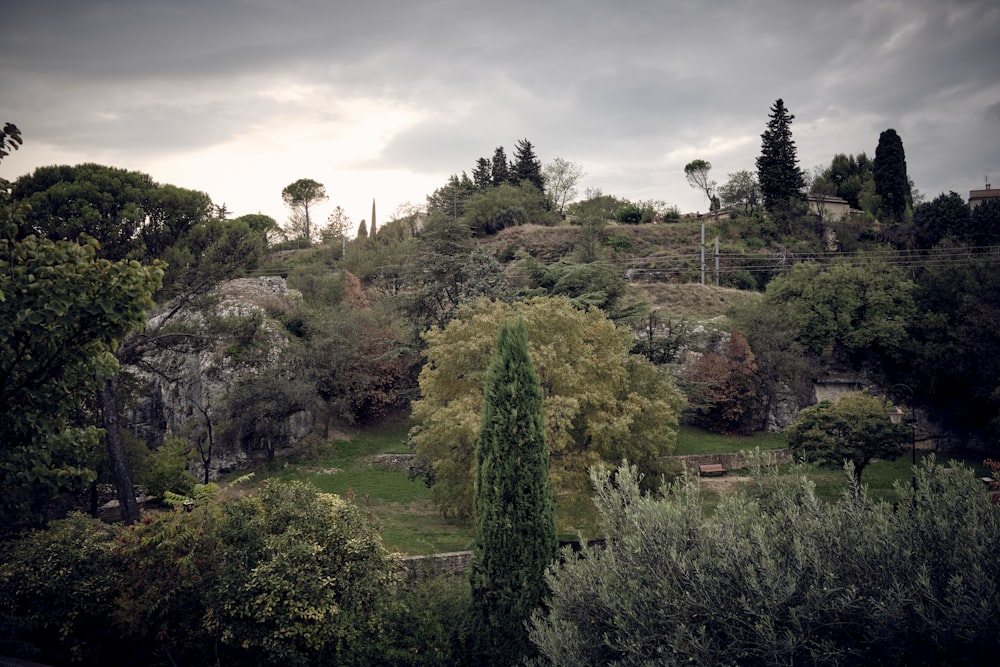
[969,183,1000,209]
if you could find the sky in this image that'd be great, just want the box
[2,0,998,236]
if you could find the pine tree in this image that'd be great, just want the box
[512,138,545,191]
[469,318,556,666]
[874,128,911,223]
[490,146,511,186]
[756,99,806,213]
[472,157,493,189]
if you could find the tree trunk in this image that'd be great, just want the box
[100,377,140,524]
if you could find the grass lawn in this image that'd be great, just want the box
[674,424,787,455]
[237,416,993,555]
[242,419,475,556]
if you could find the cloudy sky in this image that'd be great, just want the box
[2,0,998,234]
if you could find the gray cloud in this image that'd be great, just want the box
[1,0,997,217]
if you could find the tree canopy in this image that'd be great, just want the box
[787,392,909,486]
[281,178,328,244]
[409,296,685,521]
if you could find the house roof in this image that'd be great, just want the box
[807,194,850,204]
[969,189,1000,200]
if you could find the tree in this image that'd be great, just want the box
[409,296,685,521]
[463,181,556,236]
[679,330,761,435]
[511,138,545,191]
[1,121,22,161]
[223,367,315,461]
[756,98,806,213]
[718,170,761,214]
[490,146,512,186]
[0,225,163,527]
[787,392,909,486]
[426,173,477,220]
[320,205,351,250]
[912,191,969,248]
[760,255,916,371]
[874,129,911,223]
[529,459,1000,665]
[469,319,556,665]
[281,178,328,244]
[684,159,717,213]
[542,157,585,215]
[811,152,874,211]
[471,156,493,189]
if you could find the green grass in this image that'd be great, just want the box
[244,419,474,556]
[674,425,787,455]
[236,417,993,555]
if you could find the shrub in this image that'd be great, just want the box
[530,458,1000,666]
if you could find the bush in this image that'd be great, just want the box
[530,458,1000,666]
[0,514,128,664]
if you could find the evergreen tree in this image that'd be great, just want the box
[490,146,512,186]
[469,319,556,665]
[370,198,377,237]
[356,219,368,240]
[756,99,806,213]
[874,128,911,223]
[512,138,545,191]
[472,157,493,189]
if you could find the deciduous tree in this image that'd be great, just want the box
[719,170,761,214]
[542,157,585,215]
[409,297,685,521]
[787,392,909,486]
[469,319,556,665]
[684,159,717,213]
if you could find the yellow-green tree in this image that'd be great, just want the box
[409,296,685,522]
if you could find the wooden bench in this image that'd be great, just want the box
[699,463,726,477]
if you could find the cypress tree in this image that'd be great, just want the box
[874,128,911,223]
[469,318,556,666]
[756,99,806,213]
[356,219,367,240]
[370,198,376,237]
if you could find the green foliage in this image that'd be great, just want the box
[463,181,555,236]
[530,458,1000,666]
[787,392,909,485]
[719,169,762,214]
[0,513,125,664]
[0,233,163,525]
[211,481,398,666]
[760,254,915,370]
[369,573,471,666]
[524,258,628,314]
[136,436,197,499]
[223,366,316,461]
[684,159,717,212]
[614,201,644,224]
[873,129,911,223]
[469,319,556,665]
[281,178,328,244]
[810,152,874,212]
[756,98,806,213]
[566,191,622,221]
[296,302,417,428]
[511,138,545,191]
[409,297,685,522]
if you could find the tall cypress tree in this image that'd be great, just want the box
[512,138,545,191]
[469,318,556,666]
[874,128,911,223]
[756,99,806,213]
